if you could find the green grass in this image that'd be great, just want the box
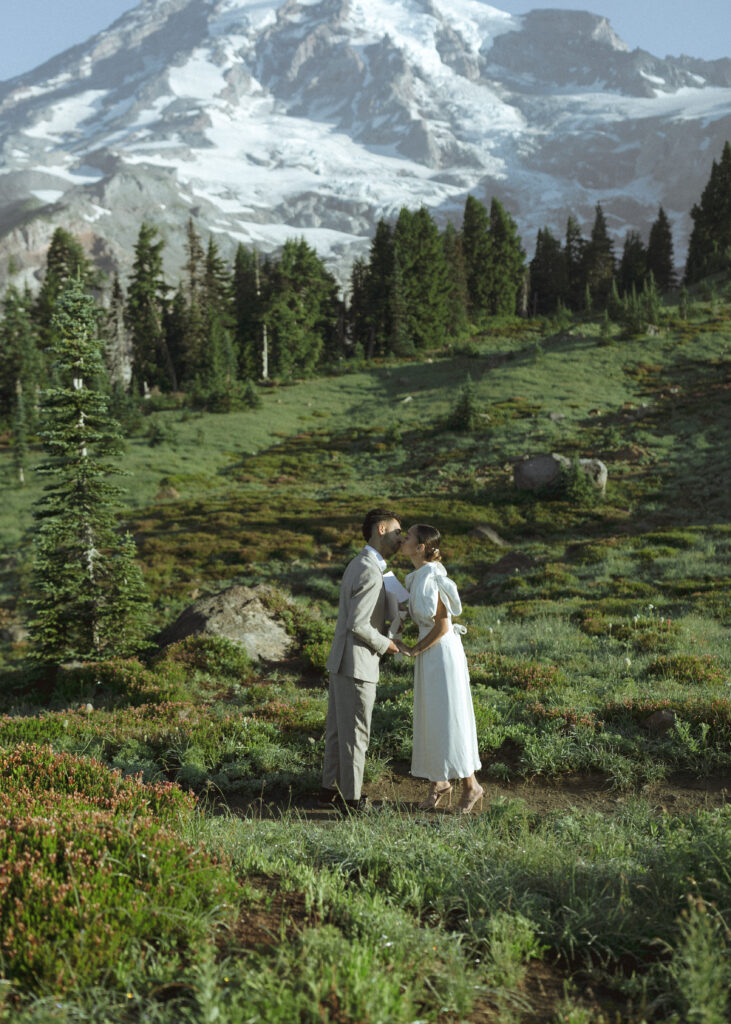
[0,299,729,1021]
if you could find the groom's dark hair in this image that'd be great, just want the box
[362,508,401,543]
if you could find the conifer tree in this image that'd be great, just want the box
[103,275,132,389]
[646,206,676,292]
[486,198,525,316]
[126,223,176,392]
[266,238,338,377]
[685,140,731,283]
[365,219,395,357]
[442,221,470,337]
[28,278,150,663]
[392,207,451,349]
[618,230,648,295]
[529,227,567,315]
[233,244,263,379]
[0,284,41,424]
[564,215,587,310]
[461,195,492,319]
[35,228,99,351]
[448,375,480,432]
[582,204,615,309]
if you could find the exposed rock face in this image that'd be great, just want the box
[552,454,608,496]
[157,585,291,662]
[1,0,731,290]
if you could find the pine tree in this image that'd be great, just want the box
[0,284,41,424]
[564,215,587,310]
[126,223,176,392]
[266,238,338,377]
[582,204,615,309]
[618,231,648,295]
[28,278,151,663]
[448,375,480,432]
[232,244,263,379]
[103,275,132,389]
[461,195,492,319]
[35,228,99,352]
[365,219,395,357]
[441,221,470,337]
[529,227,567,314]
[392,207,451,350]
[486,198,525,316]
[647,206,676,292]
[685,140,731,283]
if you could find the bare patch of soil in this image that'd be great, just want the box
[221,764,728,822]
[219,873,315,950]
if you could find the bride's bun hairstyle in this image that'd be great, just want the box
[413,523,441,562]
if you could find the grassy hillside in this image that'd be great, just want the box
[0,298,729,1022]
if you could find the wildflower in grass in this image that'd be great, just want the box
[625,658,632,668]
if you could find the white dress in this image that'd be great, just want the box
[405,562,481,781]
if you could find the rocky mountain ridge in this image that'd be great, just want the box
[1,0,730,290]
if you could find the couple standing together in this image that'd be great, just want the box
[320,508,484,813]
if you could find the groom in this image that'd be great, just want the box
[319,508,403,812]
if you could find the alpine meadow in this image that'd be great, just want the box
[0,10,730,1024]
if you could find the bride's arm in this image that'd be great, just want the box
[405,596,451,656]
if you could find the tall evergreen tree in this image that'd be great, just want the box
[564,215,587,310]
[35,228,99,351]
[441,221,470,337]
[0,284,41,424]
[126,223,176,392]
[529,227,567,314]
[392,206,451,350]
[486,198,525,316]
[685,140,731,283]
[582,204,615,309]
[266,238,338,377]
[646,206,676,292]
[461,195,492,319]
[232,244,263,379]
[103,275,132,389]
[28,278,150,663]
[365,219,396,358]
[618,230,648,295]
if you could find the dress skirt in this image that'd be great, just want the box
[411,627,481,781]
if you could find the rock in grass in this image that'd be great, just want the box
[469,524,510,547]
[513,453,607,495]
[642,709,676,735]
[484,551,535,576]
[157,585,291,662]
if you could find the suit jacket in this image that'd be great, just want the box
[326,547,391,682]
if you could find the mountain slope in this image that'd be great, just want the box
[1,0,730,287]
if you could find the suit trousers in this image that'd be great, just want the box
[321,671,376,801]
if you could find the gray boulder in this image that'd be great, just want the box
[642,709,676,736]
[158,585,291,662]
[513,453,607,495]
[513,454,563,492]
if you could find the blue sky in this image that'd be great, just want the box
[1,0,729,81]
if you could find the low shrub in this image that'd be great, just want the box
[471,653,566,692]
[156,635,252,680]
[647,654,726,687]
[0,746,236,994]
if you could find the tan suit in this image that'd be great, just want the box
[322,547,391,799]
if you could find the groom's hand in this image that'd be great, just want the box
[386,639,401,654]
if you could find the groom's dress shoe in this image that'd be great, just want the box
[317,787,340,807]
[339,795,370,814]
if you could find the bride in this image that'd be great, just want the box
[398,524,484,813]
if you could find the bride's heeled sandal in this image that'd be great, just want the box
[458,785,484,814]
[418,783,452,810]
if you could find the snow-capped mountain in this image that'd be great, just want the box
[1,0,731,289]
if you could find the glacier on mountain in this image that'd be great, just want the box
[0,0,730,288]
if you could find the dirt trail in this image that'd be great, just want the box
[223,763,729,821]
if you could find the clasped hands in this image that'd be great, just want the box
[392,638,416,657]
